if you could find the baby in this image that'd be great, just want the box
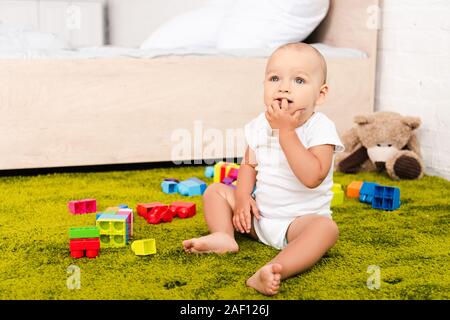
[182,42,344,296]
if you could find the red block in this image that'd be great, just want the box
[169,202,196,219]
[70,238,100,259]
[136,202,164,219]
[147,205,169,224]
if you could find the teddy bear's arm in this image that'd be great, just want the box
[338,146,369,173]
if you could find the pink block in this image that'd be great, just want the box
[227,168,239,180]
[68,199,97,214]
[117,208,133,238]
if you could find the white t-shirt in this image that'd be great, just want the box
[244,111,345,218]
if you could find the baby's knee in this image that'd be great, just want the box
[316,216,339,238]
[203,182,226,197]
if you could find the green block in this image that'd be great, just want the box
[331,183,344,207]
[69,227,100,239]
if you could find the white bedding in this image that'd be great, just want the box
[0,43,367,59]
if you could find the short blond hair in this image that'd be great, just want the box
[273,42,327,85]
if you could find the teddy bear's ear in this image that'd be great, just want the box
[401,116,421,130]
[354,115,373,125]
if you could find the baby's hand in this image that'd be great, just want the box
[233,193,260,233]
[265,99,302,132]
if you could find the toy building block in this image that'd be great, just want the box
[213,161,240,183]
[164,178,180,183]
[68,199,97,214]
[178,178,205,196]
[227,167,239,180]
[117,208,133,238]
[222,177,235,185]
[137,202,165,219]
[359,182,379,204]
[118,204,129,209]
[331,183,344,207]
[104,206,120,214]
[147,205,172,224]
[96,215,128,248]
[372,185,401,211]
[169,201,196,219]
[161,180,179,194]
[347,181,364,198]
[131,239,156,255]
[69,227,100,239]
[204,166,214,178]
[70,238,100,259]
[188,177,207,193]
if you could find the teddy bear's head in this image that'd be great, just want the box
[354,112,421,165]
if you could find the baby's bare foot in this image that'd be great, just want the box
[246,263,282,296]
[182,232,239,254]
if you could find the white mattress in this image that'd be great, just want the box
[0,43,367,59]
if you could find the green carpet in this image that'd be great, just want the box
[0,167,449,300]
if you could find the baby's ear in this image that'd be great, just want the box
[354,115,373,125]
[401,116,421,130]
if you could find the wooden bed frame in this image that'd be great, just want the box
[0,0,378,170]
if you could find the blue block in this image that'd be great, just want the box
[372,186,401,211]
[178,179,203,196]
[161,180,179,194]
[359,182,379,204]
[118,204,128,209]
[204,166,214,178]
[188,177,207,194]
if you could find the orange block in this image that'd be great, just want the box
[347,181,364,198]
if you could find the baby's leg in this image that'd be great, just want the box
[182,183,239,254]
[247,214,338,295]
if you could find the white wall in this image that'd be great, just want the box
[376,0,450,180]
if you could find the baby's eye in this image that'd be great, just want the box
[269,75,279,82]
[295,77,305,85]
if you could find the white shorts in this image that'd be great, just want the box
[253,214,333,250]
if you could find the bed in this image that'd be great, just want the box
[0,0,379,170]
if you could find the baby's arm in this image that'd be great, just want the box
[234,146,260,233]
[279,130,334,188]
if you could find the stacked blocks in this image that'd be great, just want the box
[68,199,96,214]
[69,227,100,259]
[213,161,240,184]
[136,201,196,224]
[131,239,156,255]
[348,181,401,211]
[214,161,240,189]
[96,214,128,248]
[331,183,344,207]
[372,186,400,211]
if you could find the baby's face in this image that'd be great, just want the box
[264,48,327,126]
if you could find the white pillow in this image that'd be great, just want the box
[140,0,233,52]
[0,25,67,50]
[217,0,329,50]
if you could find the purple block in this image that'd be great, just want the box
[222,177,234,185]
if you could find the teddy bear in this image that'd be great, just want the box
[335,111,424,180]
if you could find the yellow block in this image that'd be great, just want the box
[331,183,344,207]
[131,239,156,255]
